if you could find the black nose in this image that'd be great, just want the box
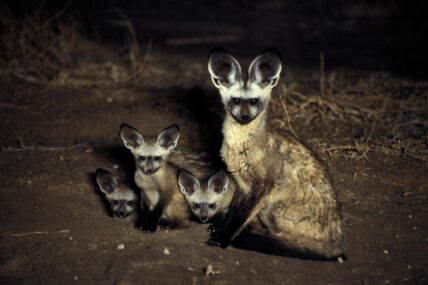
[117,211,125,217]
[201,215,208,222]
[241,115,249,121]
[146,169,153,174]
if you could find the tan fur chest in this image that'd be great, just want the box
[135,170,164,210]
[221,141,265,194]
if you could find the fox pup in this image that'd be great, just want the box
[95,168,138,219]
[207,48,345,259]
[178,170,235,228]
[120,124,191,232]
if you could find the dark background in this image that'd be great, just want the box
[5,0,428,77]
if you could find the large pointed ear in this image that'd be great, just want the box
[208,170,229,194]
[96,168,119,195]
[120,124,144,150]
[208,48,242,89]
[156,124,180,151]
[178,171,200,196]
[248,48,282,88]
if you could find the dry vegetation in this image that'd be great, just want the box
[271,64,428,162]
[0,5,149,87]
[1,5,426,163]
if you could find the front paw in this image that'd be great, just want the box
[159,220,177,230]
[135,222,157,233]
[207,234,230,248]
[207,224,221,233]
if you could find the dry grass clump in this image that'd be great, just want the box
[0,6,148,87]
[271,69,428,162]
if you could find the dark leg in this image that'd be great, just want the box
[218,193,264,247]
[208,213,227,233]
[209,179,273,248]
[159,219,178,230]
[135,202,164,232]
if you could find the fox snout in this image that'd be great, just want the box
[115,210,127,218]
[227,98,262,125]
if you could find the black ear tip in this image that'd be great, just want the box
[262,47,282,61]
[120,123,133,131]
[163,123,180,134]
[179,169,196,180]
[177,170,188,183]
[209,47,230,58]
[96,168,109,176]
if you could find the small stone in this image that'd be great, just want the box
[88,242,98,251]
[112,164,119,169]
[85,148,93,153]
[117,243,125,250]
[69,236,73,241]
[163,247,170,255]
[107,97,113,103]
[407,265,411,269]
[384,280,390,284]
[338,257,344,263]
[204,264,220,275]
[409,214,412,219]
[413,226,417,230]
[59,155,64,161]
[383,250,389,255]
[74,276,78,281]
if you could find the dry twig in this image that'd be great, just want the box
[8,229,70,237]
[2,137,86,152]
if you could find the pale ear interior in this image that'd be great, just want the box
[120,125,145,150]
[156,125,180,150]
[96,169,118,195]
[208,171,229,194]
[248,51,282,88]
[208,51,242,88]
[178,172,200,196]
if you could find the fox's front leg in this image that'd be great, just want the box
[159,219,190,230]
[207,211,229,233]
[136,201,164,233]
[216,194,263,247]
[209,179,272,248]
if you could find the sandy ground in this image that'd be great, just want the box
[0,60,427,284]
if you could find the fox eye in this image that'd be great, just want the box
[126,200,133,205]
[194,203,201,209]
[208,203,215,209]
[139,156,146,161]
[153,156,161,161]
[113,200,119,205]
[249,98,259,105]
[232,97,240,104]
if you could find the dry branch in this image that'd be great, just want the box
[0,102,32,110]
[2,138,86,152]
[8,229,70,237]
[272,70,428,163]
